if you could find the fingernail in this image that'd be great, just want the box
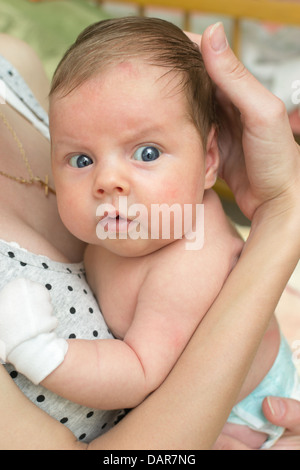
[209,22,228,53]
[266,396,286,418]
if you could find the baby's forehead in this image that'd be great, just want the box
[50,58,187,109]
[48,59,193,144]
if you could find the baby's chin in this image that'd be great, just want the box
[93,236,177,258]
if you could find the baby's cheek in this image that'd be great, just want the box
[158,181,183,203]
[56,194,86,240]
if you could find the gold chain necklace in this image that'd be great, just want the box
[0,110,56,197]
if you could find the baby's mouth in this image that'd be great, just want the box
[98,211,132,234]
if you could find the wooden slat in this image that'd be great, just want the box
[105,0,300,25]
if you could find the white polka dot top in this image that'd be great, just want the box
[0,239,124,442]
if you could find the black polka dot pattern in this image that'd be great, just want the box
[10,370,18,379]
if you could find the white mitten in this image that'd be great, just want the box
[0,278,68,384]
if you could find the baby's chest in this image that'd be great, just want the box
[96,261,145,339]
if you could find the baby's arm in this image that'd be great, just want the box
[0,270,219,409]
[44,214,241,410]
[42,276,207,409]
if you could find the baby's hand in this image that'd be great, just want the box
[0,278,68,384]
[0,278,57,356]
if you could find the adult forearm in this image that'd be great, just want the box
[0,365,85,450]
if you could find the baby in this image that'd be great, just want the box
[0,17,299,449]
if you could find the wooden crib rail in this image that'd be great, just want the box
[97,0,300,56]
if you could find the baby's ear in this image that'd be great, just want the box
[204,126,219,189]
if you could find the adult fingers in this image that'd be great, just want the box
[262,397,300,434]
[201,21,299,210]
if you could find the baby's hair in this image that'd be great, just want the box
[50,16,217,144]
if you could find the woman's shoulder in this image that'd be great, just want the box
[0,33,49,112]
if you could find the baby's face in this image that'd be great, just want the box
[50,60,217,256]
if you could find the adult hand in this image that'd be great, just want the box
[198,23,300,221]
[262,397,300,450]
[213,397,300,449]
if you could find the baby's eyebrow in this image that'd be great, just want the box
[122,123,165,142]
[51,136,84,149]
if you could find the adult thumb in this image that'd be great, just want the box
[200,22,283,122]
[262,397,300,434]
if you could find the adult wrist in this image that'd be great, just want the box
[251,192,300,254]
[242,194,300,298]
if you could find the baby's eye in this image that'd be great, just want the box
[133,146,161,162]
[69,154,93,168]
